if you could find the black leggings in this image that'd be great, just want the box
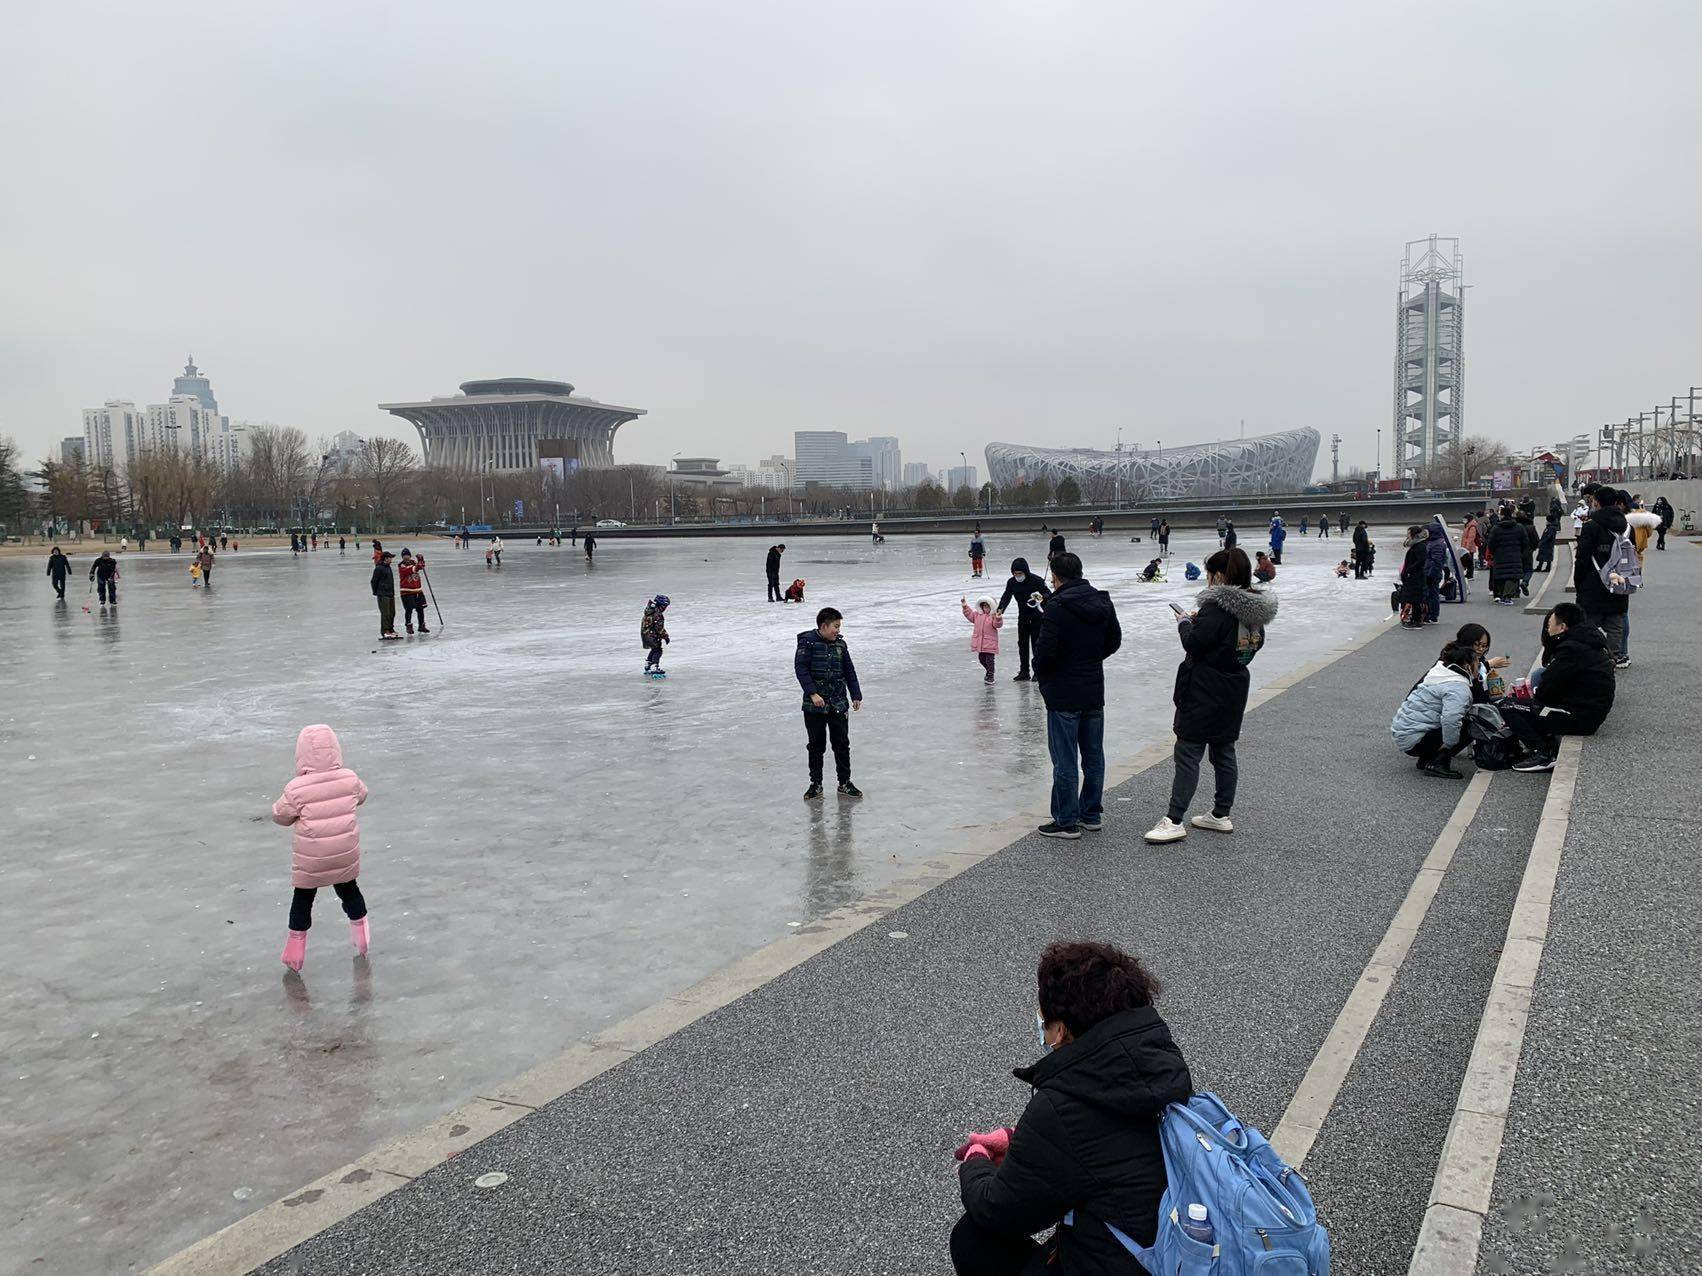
[949,1213,1051,1275]
[402,593,428,627]
[289,880,367,931]
[1404,728,1460,765]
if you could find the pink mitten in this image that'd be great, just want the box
[954,1127,1014,1163]
[958,1143,992,1164]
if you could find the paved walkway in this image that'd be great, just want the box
[160,545,1696,1275]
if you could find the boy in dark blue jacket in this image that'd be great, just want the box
[795,607,863,800]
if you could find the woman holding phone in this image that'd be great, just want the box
[1146,546,1276,844]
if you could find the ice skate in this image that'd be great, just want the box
[350,917,370,955]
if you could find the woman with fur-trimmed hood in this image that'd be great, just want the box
[1145,546,1278,844]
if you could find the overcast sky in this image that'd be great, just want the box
[4,0,1698,479]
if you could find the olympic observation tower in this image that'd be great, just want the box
[380,377,646,472]
[1394,235,1465,477]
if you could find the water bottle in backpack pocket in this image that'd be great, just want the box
[1118,1092,1331,1275]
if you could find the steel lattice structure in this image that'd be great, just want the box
[984,429,1320,501]
[1394,235,1465,477]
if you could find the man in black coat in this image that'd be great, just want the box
[1506,603,1616,771]
[1047,531,1066,561]
[1572,486,1629,666]
[765,543,785,602]
[1486,508,1528,604]
[371,552,400,639]
[1033,553,1121,839]
[1351,522,1370,578]
[89,550,119,605]
[46,546,70,600]
[996,556,1051,682]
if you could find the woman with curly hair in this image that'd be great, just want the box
[950,941,1192,1275]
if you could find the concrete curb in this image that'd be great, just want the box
[1407,736,1582,1276]
[1270,766,1494,1167]
[146,613,1396,1276]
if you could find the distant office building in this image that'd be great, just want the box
[754,454,793,490]
[380,376,645,472]
[793,431,873,489]
[668,457,743,491]
[60,436,85,466]
[901,461,933,488]
[946,464,978,492]
[209,419,251,472]
[849,436,902,490]
[82,400,142,470]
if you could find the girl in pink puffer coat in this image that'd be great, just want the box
[961,595,1004,685]
[271,724,371,971]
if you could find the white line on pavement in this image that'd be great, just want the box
[1269,767,1494,1168]
[1407,736,1581,1276]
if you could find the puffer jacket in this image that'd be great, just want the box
[271,724,368,888]
[958,1007,1193,1272]
[1486,516,1528,585]
[1425,519,1450,574]
[1034,578,1123,713]
[1172,583,1277,743]
[1391,662,1473,751]
[1574,505,1629,614]
[997,558,1051,620]
[640,604,669,647]
[962,600,1003,653]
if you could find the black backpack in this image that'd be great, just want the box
[1464,703,1516,770]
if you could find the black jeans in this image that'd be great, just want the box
[1167,737,1237,822]
[402,593,428,628]
[51,575,66,599]
[949,1213,1051,1276]
[97,577,117,604]
[767,574,782,602]
[804,710,851,785]
[1015,620,1038,676]
[289,880,367,931]
[1404,728,1460,765]
[1500,701,1587,759]
[646,643,664,668]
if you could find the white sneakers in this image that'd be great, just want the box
[1143,813,1234,843]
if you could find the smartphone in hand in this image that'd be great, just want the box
[1168,602,1186,615]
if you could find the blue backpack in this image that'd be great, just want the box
[1111,1093,1331,1275]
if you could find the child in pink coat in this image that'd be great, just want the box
[271,724,371,971]
[961,595,1004,684]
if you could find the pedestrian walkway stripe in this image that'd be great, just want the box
[1407,736,1582,1276]
[1269,767,1494,1168]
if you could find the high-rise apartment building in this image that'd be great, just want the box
[82,400,142,470]
[144,395,225,457]
[60,437,85,466]
[901,461,932,487]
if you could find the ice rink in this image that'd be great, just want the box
[1,524,1403,1272]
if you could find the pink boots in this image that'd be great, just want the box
[281,929,308,971]
[350,917,370,956]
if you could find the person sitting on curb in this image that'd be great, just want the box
[1502,602,1615,773]
[950,941,1191,1276]
[1390,641,1479,779]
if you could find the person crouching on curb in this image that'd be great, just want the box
[949,940,1192,1275]
[962,595,1003,684]
[272,724,371,971]
[795,606,863,800]
[1389,641,1478,780]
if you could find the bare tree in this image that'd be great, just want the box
[358,437,417,530]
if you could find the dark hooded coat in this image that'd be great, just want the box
[1573,505,1629,615]
[1034,578,1122,713]
[958,1007,1193,1272]
[997,558,1052,622]
[1172,583,1278,743]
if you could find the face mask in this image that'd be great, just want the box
[1014,572,1026,582]
[1035,1011,1052,1054]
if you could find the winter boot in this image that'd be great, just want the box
[350,917,370,955]
[281,929,308,971]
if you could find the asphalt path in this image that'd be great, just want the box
[258,556,1655,1275]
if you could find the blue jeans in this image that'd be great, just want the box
[1425,571,1442,621]
[1047,709,1105,829]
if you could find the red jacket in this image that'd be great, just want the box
[398,556,424,593]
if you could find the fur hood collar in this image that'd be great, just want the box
[1195,582,1277,628]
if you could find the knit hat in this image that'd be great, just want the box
[653,594,670,608]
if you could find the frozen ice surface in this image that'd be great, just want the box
[0,527,1401,1272]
